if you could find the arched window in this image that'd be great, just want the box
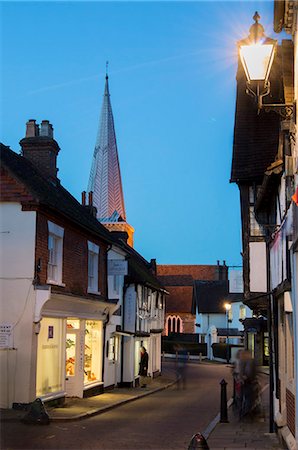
[177,317,181,333]
[166,314,183,334]
[172,317,176,333]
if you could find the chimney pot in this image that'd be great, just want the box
[40,120,53,138]
[82,191,86,206]
[26,120,39,137]
[88,191,93,206]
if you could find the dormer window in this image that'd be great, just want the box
[88,241,100,294]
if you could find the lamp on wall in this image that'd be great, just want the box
[224,302,231,364]
[238,12,293,119]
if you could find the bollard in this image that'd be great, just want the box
[187,351,190,360]
[22,398,50,425]
[199,352,202,363]
[188,433,209,449]
[176,350,178,360]
[220,379,229,423]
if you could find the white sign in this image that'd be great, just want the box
[108,260,128,276]
[0,323,13,349]
[124,286,136,333]
[229,269,243,293]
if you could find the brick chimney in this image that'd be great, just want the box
[20,120,60,181]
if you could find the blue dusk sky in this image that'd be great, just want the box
[1,1,284,266]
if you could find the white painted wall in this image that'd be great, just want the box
[0,203,37,407]
[105,247,126,387]
[249,242,267,292]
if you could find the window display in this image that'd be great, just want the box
[84,320,102,384]
[36,317,64,397]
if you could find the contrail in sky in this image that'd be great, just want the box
[27,49,211,95]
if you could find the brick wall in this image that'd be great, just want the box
[286,388,295,437]
[1,165,108,299]
[0,167,35,203]
[157,265,219,280]
[35,212,108,298]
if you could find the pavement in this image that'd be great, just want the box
[0,363,287,449]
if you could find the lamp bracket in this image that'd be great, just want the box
[245,82,294,119]
[263,104,294,120]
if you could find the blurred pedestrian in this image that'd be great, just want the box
[238,350,259,418]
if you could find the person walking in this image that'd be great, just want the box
[139,346,149,387]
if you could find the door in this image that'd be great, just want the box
[65,320,83,397]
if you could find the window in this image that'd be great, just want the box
[239,305,246,320]
[108,336,119,362]
[166,315,183,334]
[84,320,103,384]
[47,221,64,285]
[88,241,100,293]
[36,318,64,397]
[113,275,120,294]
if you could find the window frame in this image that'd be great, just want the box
[87,241,100,294]
[47,221,64,286]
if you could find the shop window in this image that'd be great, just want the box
[36,317,64,397]
[88,241,100,294]
[67,319,80,329]
[84,320,102,384]
[47,221,64,285]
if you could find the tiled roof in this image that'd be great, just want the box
[230,46,284,183]
[0,144,166,293]
[0,144,114,243]
[193,280,229,314]
[164,286,193,314]
[119,239,165,291]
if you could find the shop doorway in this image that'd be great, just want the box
[65,320,83,397]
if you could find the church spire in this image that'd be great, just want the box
[87,73,134,246]
[88,74,126,222]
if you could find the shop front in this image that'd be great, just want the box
[35,291,112,401]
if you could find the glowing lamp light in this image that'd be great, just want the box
[238,12,277,84]
[239,42,275,82]
[224,302,231,311]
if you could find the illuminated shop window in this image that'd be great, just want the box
[84,320,102,384]
[36,317,64,397]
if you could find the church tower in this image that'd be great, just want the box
[87,74,134,246]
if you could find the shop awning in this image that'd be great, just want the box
[35,289,117,321]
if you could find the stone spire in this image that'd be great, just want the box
[87,74,134,246]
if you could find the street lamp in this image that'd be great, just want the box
[224,303,231,364]
[238,12,293,119]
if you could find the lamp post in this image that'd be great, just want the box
[224,303,231,364]
[238,12,293,119]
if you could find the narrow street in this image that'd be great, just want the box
[2,362,237,450]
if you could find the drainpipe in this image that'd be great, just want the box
[120,281,129,385]
[266,237,275,433]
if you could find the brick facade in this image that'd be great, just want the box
[35,212,108,298]
[286,388,295,437]
[1,166,108,300]
[0,167,35,203]
[157,264,226,335]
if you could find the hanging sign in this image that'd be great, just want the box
[108,260,128,276]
